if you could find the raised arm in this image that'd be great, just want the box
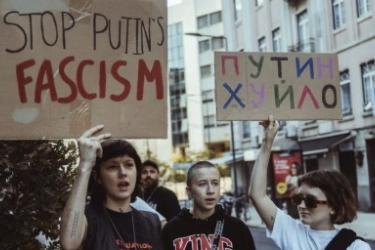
[248,116,278,231]
[60,125,110,250]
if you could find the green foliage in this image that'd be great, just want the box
[173,170,186,183]
[173,149,210,163]
[0,140,77,250]
[217,165,231,177]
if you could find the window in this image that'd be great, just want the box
[212,37,224,50]
[332,0,345,30]
[272,28,282,52]
[197,14,209,29]
[361,60,375,110]
[255,0,264,7]
[181,119,188,132]
[168,22,184,69]
[202,90,214,103]
[200,65,212,78]
[210,11,222,25]
[242,121,251,139]
[357,0,371,17]
[199,39,210,53]
[340,70,352,116]
[198,11,222,29]
[297,10,310,52]
[258,36,266,52]
[204,115,215,128]
[234,0,242,21]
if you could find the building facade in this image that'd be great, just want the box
[136,0,231,163]
[223,0,375,211]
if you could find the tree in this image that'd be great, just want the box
[0,140,77,250]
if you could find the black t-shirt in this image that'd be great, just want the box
[143,186,181,221]
[84,204,163,250]
[162,206,255,250]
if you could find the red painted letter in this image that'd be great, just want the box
[58,56,78,103]
[297,85,320,109]
[111,61,131,102]
[77,59,97,100]
[34,60,58,103]
[137,59,164,100]
[16,59,36,103]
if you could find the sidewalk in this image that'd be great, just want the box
[244,206,375,241]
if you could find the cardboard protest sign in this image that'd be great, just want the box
[0,0,167,139]
[215,52,341,120]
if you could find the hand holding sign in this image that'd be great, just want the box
[259,115,279,147]
[78,125,111,171]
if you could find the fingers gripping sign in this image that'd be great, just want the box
[259,115,279,146]
[78,125,111,170]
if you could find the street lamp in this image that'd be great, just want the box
[185,32,239,198]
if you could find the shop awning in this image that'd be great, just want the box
[298,132,353,156]
[271,137,300,151]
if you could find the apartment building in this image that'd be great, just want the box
[223,0,375,211]
[136,0,231,163]
[168,0,234,159]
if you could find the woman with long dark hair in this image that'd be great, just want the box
[60,126,163,250]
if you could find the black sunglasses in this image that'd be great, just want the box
[292,193,328,209]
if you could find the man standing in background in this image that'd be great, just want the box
[141,160,181,221]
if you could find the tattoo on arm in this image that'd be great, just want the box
[70,212,80,239]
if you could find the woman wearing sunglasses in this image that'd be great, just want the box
[248,116,370,250]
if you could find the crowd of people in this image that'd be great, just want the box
[60,117,371,250]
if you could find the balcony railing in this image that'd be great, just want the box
[288,38,315,52]
[284,0,303,7]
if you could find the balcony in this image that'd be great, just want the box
[284,0,303,7]
[288,38,315,52]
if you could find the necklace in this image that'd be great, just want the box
[105,208,138,250]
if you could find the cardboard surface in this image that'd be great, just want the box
[0,0,167,139]
[215,52,342,120]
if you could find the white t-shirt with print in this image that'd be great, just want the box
[266,209,371,250]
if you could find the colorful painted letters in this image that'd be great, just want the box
[215,52,341,120]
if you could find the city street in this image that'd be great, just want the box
[250,227,278,250]
[249,226,375,249]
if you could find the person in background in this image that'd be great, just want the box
[248,116,370,250]
[162,161,255,250]
[141,160,181,221]
[285,162,300,197]
[60,126,163,250]
[285,161,301,218]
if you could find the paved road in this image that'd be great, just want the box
[249,226,375,250]
[250,227,279,250]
